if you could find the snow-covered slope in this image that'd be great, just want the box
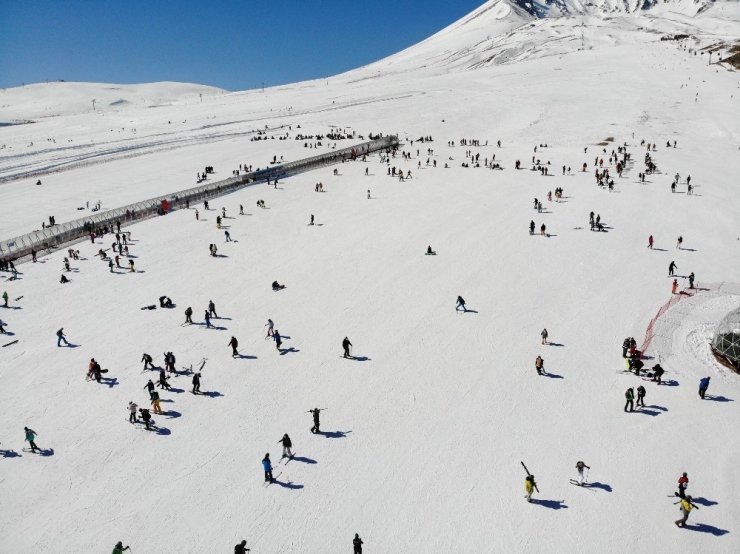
[1,2,740,553]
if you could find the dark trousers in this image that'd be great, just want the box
[636,395,645,407]
[343,347,350,358]
[624,400,633,412]
[231,346,238,356]
[699,388,707,399]
[29,441,38,452]
[185,315,192,324]
[264,470,273,482]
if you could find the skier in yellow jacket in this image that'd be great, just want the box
[525,475,537,502]
[674,496,698,528]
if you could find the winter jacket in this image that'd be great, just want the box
[625,389,634,400]
[525,479,534,493]
[281,435,292,447]
[262,458,272,472]
[680,498,693,513]
[699,377,710,390]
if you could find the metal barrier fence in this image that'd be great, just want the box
[0,135,398,261]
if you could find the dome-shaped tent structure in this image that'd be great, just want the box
[712,307,740,371]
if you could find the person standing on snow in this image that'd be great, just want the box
[688,272,695,289]
[139,408,152,430]
[525,474,537,502]
[144,379,155,397]
[648,235,654,249]
[234,539,250,553]
[127,402,138,423]
[624,387,635,412]
[273,329,282,350]
[671,279,679,295]
[279,433,293,459]
[228,336,239,357]
[141,353,154,370]
[204,310,212,328]
[677,472,689,498]
[309,408,322,433]
[535,355,544,375]
[698,376,710,399]
[541,328,548,345]
[56,328,69,347]
[265,318,275,337]
[112,541,131,554]
[24,426,39,453]
[674,496,698,528]
[529,220,535,235]
[342,336,353,358]
[208,300,218,319]
[150,390,162,414]
[158,369,171,390]
[184,306,193,324]
[668,261,677,276]
[192,372,201,394]
[676,236,683,249]
[262,453,274,483]
[353,533,364,554]
[455,296,467,312]
[636,385,646,407]
[575,461,590,485]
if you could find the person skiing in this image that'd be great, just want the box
[678,472,689,498]
[141,353,154,370]
[112,541,131,554]
[535,355,544,376]
[139,408,152,430]
[636,385,646,407]
[262,453,274,483]
[648,235,654,249]
[698,376,710,399]
[671,279,678,295]
[224,230,231,242]
[541,328,548,345]
[688,272,695,289]
[675,495,698,528]
[24,426,39,453]
[157,369,171,390]
[204,310,212,328]
[624,387,635,412]
[234,539,250,553]
[342,336,353,359]
[127,401,138,423]
[455,296,467,312]
[265,318,275,337]
[56,328,69,347]
[273,329,282,350]
[192,372,201,394]
[575,461,590,485]
[525,474,537,502]
[228,336,239,357]
[668,261,677,276]
[353,533,364,554]
[309,408,322,433]
[279,433,293,459]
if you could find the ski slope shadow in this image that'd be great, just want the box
[235,353,258,360]
[290,456,317,464]
[542,371,564,379]
[152,426,171,436]
[1,449,21,458]
[162,410,182,419]
[349,356,371,362]
[317,430,352,439]
[692,497,718,507]
[635,405,666,416]
[279,347,300,355]
[530,498,567,509]
[274,478,304,490]
[585,482,612,492]
[199,390,224,398]
[705,395,734,403]
[684,523,730,536]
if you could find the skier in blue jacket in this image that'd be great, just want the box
[262,453,274,483]
[698,376,710,399]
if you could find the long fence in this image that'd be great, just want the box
[0,135,398,261]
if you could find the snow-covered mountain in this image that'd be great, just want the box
[1,2,740,553]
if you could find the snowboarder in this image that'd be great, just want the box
[184,306,193,324]
[56,328,69,347]
[265,318,275,337]
[575,461,590,485]
[636,385,646,407]
[208,300,217,318]
[228,336,239,357]
[675,496,698,528]
[279,433,293,459]
[541,328,548,345]
[678,472,689,498]
[262,453,274,483]
[128,401,138,423]
[525,474,537,502]
[141,353,154,370]
[651,364,665,384]
[535,355,544,375]
[342,336,353,358]
[309,408,322,433]
[24,427,39,453]
[671,279,678,294]
[698,376,710,399]
[353,533,364,554]
[624,387,635,412]
[455,296,467,312]
[668,261,677,276]
[112,541,131,554]
[192,372,201,394]
[234,539,250,553]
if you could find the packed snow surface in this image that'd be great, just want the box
[1,1,740,552]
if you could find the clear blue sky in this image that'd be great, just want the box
[0,0,483,91]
